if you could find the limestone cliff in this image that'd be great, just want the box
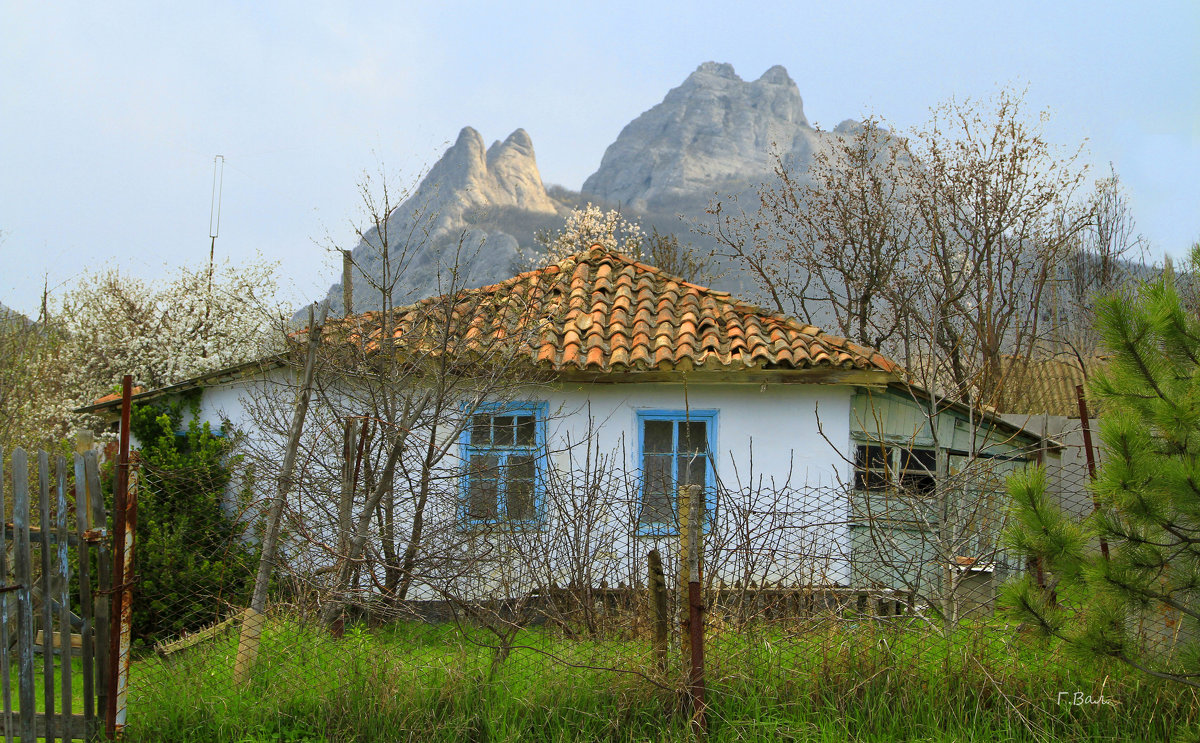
[582,62,845,211]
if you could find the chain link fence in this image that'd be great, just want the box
[115,417,1195,742]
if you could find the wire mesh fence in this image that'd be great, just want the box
[106,416,1197,742]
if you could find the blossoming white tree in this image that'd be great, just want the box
[523,203,644,268]
[0,259,287,447]
[524,203,717,285]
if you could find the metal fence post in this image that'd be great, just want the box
[107,374,133,739]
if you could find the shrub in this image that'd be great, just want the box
[129,397,254,643]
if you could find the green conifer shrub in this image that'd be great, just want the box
[128,397,254,644]
[1005,252,1200,689]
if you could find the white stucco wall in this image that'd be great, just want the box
[538,380,855,590]
[158,372,857,599]
[542,381,851,490]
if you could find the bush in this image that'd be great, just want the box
[129,397,254,643]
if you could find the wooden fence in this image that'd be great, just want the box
[0,445,124,742]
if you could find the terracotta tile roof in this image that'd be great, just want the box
[995,356,1105,417]
[349,246,901,376]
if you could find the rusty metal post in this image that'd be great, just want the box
[113,465,138,734]
[106,375,133,739]
[1076,384,1110,561]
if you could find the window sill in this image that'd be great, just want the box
[459,520,545,533]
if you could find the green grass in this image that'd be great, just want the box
[6,653,89,714]
[119,617,1199,742]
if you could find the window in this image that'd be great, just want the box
[461,403,545,524]
[637,410,717,531]
[854,444,937,495]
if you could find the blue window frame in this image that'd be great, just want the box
[460,402,546,524]
[636,409,717,533]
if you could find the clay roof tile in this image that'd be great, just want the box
[333,246,898,377]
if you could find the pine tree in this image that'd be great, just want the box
[1005,249,1200,688]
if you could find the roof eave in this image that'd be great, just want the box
[553,366,898,386]
[882,381,1066,453]
[75,355,288,415]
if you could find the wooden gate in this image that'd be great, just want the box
[0,443,124,742]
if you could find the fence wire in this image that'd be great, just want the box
[110,424,1197,743]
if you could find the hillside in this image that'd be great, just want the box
[316,62,863,314]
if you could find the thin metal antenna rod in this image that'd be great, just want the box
[203,155,225,359]
[208,154,225,279]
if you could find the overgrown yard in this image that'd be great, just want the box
[123,616,1196,742]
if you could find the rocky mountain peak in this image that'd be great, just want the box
[582,62,821,210]
[411,126,556,218]
[318,126,559,315]
[756,64,793,86]
[313,62,866,315]
[691,61,740,80]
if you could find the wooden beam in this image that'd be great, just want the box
[555,368,896,387]
[2,712,92,740]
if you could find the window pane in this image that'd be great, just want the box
[677,453,707,488]
[855,470,889,491]
[639,490,673,524]
[644,453,672,494]
[644,420,674,453]
[855,445,891,491]
[467,454,499,520]
[900,448,937,473]
[899,473,936,497]
[506,456,536,521]
[493,416,515,446]
[855,445,890,470]
[679,421,707,454]
[641,453,673,523]
[470,415,491,446]
[515,415,536,446]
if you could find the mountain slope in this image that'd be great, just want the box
[316,62,860,314]
[582,62,836,211]
[320,126,566,314]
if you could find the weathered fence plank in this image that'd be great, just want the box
[647,549,668,674]
[56,456,73,736]
[0,527,84,548]
[1,453,10,743]
[12,450,34,743]
[73,451,95,729]
[5,713,90,740]
[1,447,109,741]
[37,452,55,743]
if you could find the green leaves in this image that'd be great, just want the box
[1005,466,1087,579]
[1004,269,1200,688]
[129,400,254,643]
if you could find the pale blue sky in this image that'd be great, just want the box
[2,0,1197,316]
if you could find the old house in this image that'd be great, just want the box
[83,247,1057,613]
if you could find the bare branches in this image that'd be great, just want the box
[704,90,1131,415]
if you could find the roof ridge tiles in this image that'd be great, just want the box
[326,245,899,377]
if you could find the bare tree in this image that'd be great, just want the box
[1044,169,1146,373]
[241,167,550,628]
[705,89,1096,411]
[705,117,915,351]
[901,90,1091,410]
